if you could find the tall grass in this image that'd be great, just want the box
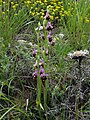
[0,0,35,119]
[62,0,90,50]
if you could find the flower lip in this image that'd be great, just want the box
[46,22,53,31]
[39,59,44,67]
[51,40,55,46]
[40,66,44,74]
[32,70,38,79]
[47,32,52,42]
[32,49,37,57]
[45,49,49,55]
[44,12,50,20]
[40,73,48,80]
[40,33,45,40]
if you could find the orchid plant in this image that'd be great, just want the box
[32,8,55,119]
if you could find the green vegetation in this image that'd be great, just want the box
[0,0,90,120]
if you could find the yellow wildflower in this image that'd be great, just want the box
[44,0,47,3]
[40,16,44,19]
[52,12,55,15]
[50,15,54,20]
[11,2,14,5]
[32,12,35,16]
[14,13,18,16]
[61,7,64,11]
[15,4,18,7]
[12,5,16,9]
[55,16,58,19]
[2,12,5,14]
[27,1,30,4]
[56,6,60,9]
[53,3,56,5]
[58,2,62,4]
[85,19,89,23]
[3,2,5,4]
[6,10,9,12]
[61,14,65,17]
[41,12,44,16]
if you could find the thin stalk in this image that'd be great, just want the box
[36,31,43,119]
[43,26,49,120]
[75,98,79,120]
[0,105,16,120]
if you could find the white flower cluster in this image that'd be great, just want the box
[17,40,37,47]
[68,50,89,59]
[17,40,27,44]
[58,33,64,39]
[35,26,43,31]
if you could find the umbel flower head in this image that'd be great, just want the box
[67,50,89,59]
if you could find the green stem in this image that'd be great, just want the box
[36,30,43,119]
